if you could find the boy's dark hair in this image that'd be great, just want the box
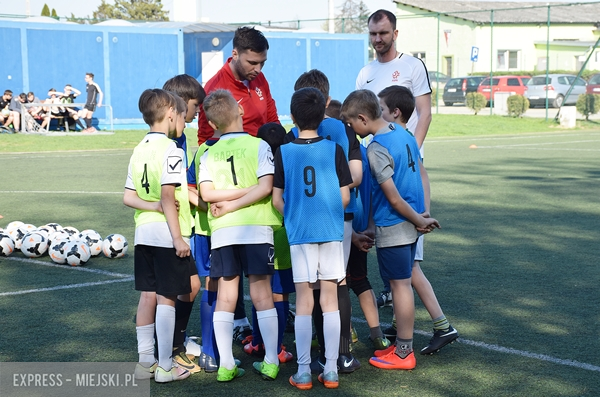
[378,85,415,124]
[4,90,12,95]
[233,26,269,53]
[18,93,26,100]
[27,91,34,97]
[162,74,206,103]
[368,9,396,29]
[138,88,176,126]
[257,122,286,155]
[325,99,342,120]
[341,89,382,121]
[86,73,94,79]
[203,89,239,130]
[294,69,329,100]
[290,87,326,131]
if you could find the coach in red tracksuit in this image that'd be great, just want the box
[197,27,279,145]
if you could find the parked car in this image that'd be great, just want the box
[525,74,587,108]
[586,73,600,94]
[477,75,531,104]
[428,71,450,86]
[442,76,485,106]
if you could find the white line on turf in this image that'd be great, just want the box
[0,190,122,195]
[282,300,600,373]
[475,139,600,150]
[0,277,134,297]
[427,132,600,144]
[4,257,131,278]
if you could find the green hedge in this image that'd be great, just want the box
[470,70,599,81]
[465,92,487,115]
[576,94,600,120]
[507,95,530,118]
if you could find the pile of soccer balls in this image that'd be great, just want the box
[0,221,128,266]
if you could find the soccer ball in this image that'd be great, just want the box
[20,232,49,258]
[62,226,80,236]
[10,224,36,250]
[35,226,52,238]
[102,234,128,259]
[49,230,71,246]
[0,234,15,256]
[6,221,24,232]
[49,241,68,264]
[64,240,91,266]
[44,223,63,233]
[78,230,103,257]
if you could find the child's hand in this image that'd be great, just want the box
[352,231,374,252]
[417,217,440,234]
[173,237,190,258]
[210,201,232,218]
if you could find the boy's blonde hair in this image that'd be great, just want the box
[341,89,382,121]
[138,89,176,126]
[203,89,239,130]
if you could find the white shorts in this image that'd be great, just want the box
[343,220,353,271]
[290,241,345,283]
[415,235,424,262]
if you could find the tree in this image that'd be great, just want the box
[41,4,50,17]
[51,8,58,18]
[93,0,169,21]
[323,0,369,33]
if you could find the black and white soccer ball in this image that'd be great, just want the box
[0,233,15,257]
[49,230,71,246]
[62,226,80,236]
[64,240,91,266]
[11,224,36,250]
[49,241,69,264]
[78,230,103,257]
[102,234,128,259]
[44,223,63,233]
[20,232,49,258]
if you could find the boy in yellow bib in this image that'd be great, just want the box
[124,89,193,383]
[199,89,282,382]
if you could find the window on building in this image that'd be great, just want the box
[497,50,519,70]
[412,52,426,63]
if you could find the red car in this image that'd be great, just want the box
[586,73,600,94]
[477,75,531,104]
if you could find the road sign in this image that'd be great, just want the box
[471,46,479,62]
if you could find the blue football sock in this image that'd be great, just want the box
[274,300,288,353]
[201,290,218,360]
[251,305,263,346]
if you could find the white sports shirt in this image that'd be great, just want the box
[356,53,432,135]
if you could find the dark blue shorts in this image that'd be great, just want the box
[191,234,210,277]
[272,268,295,294]
[210,243,274,278]
[376,241,417,281]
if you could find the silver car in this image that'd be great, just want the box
[525,74,587,108]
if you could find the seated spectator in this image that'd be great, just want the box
[9,92,26,132]
[43,89,67,130]
[26,91,51,131]
[0,90,15,130]
[59,84,85,130]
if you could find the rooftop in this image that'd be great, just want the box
[394,1,600,24]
